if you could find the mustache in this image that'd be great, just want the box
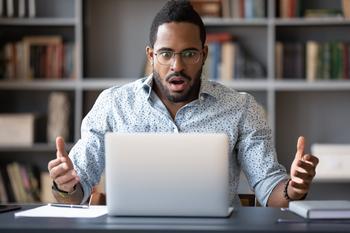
[165,72,191,82]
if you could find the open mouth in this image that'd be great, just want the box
[168,77,188,92]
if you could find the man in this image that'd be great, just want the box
[48,0,318,207]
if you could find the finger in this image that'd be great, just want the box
[303,154,319,166]
[292,170,314,181]
[57,178,79,193]
[55,170,79,186]
[290,180,310,191]
[56,136,68,158]
[49,162,73,180]
[295,136,305,160]
[48,158,62,171]
[296,160,316,175]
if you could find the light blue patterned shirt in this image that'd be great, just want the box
[69,75,288,206]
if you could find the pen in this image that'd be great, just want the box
[277,218,305,223]
[49,203,89,209]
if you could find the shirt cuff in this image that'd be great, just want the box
[254,173,288,206]
[79,179,92,204]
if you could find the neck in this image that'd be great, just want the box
[153,85,200,120]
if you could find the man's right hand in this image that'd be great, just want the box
[48,136,80,193]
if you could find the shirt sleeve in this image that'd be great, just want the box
[236,94,288,206]
[69,89,113,204]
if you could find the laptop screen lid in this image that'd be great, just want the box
[105,133,230,217]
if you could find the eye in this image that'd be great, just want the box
[182,50,197,58]
[158,51,173,59]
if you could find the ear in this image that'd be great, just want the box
[202,45,208,65]
[146,46,154,65]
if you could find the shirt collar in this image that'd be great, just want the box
[135,74,219,101]
[135,74,153,98]
[199,76,219,101]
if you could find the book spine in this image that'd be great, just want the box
[343,0,350,19]
[28,0,36,17]
[18,0,25,17]
[0,0,3,17]
[6,0,14,17]
[306,41,318,82]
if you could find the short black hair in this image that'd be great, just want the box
[149,0,206,48]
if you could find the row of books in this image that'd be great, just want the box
[0,162,40,203]
[0,0,36,18]
[204,33,265,81]
[0,36,76,80]
[279,0,350,19]
[190,0,350,19]
[190,0,266,19]
[275,41,350,81]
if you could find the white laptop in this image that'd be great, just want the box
[105,132,232,217]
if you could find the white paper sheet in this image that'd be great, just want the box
[14,204,107,218]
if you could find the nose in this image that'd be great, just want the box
[170,53,185,72]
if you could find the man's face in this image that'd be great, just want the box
[147,22,207,103]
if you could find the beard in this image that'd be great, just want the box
[153,69,202,103]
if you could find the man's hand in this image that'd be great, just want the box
[48,136,80,193]
[289,136,319,200]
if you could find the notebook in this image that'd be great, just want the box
[105,132,232,217]
[289,200,350,219]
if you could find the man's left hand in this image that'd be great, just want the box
[289,136,319,200]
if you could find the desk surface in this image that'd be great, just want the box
[1,205,350,233]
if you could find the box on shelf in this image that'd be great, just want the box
[311,144,350,181]
[0,113,45,146]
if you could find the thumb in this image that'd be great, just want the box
[56,136,68,158]
[295,136,305,160]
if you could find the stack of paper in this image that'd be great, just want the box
[15,204,107,218]
[289,200,350,219]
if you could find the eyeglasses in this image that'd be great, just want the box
[154,50,202,66]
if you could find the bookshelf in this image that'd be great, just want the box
[0,0,349,203]
[0,0,82,203]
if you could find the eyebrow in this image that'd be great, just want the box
[156,47,200,52]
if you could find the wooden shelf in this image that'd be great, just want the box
[0,80,78,90]
[0,17,77,26]
[0,143,74,152]
[81,78,135,90]
[273,80,350,91]
[204,18,269,26]
[274,18,350,26]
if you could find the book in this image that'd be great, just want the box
[18,0,25,17]
[0,0,3,17]
[0,164,16,202]
[220,41,235,81]
[47,92,70,143]
[253,0,265,18]
[275,41,283,80]
[40,172,55,203]
[289,200,350,219]
[282,42,305,79]
[304,9,343,18]
[221,0,230,18]
[343,0,350,19]
[6,0,14,17]
[190,0,221,18]
[0,171,8,203]
[28,0,35,17]
[22,35,63,79]
[306,41,319,82]
[230,0,240,18]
